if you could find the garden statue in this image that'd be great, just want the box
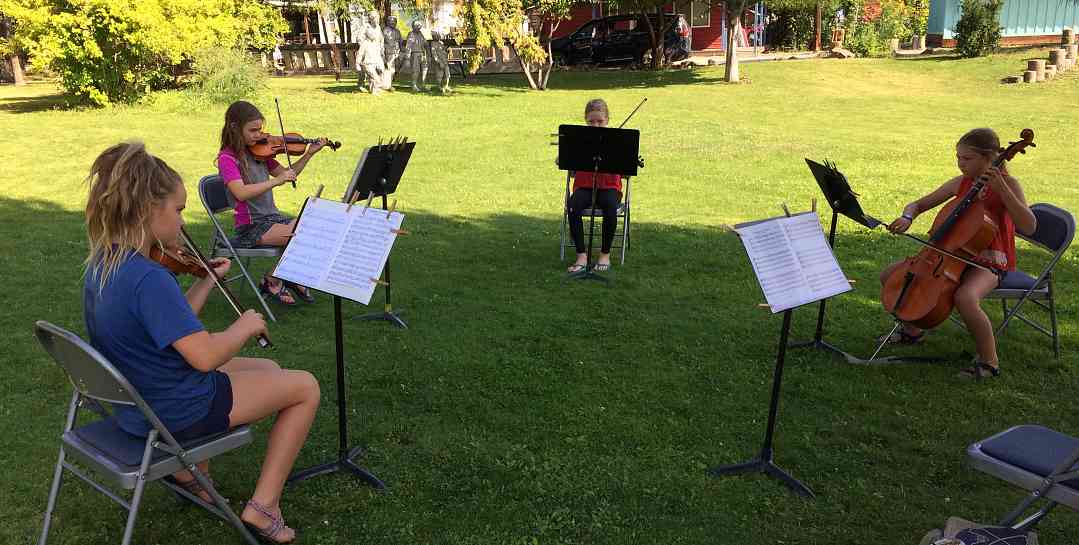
[404,20,428,92]
[381,15,403,90]
[356,10,385,95]
[428,31,452,94]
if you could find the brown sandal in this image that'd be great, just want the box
[243,499,297,544]
[164,474,219,505]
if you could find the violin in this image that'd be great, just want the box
[150,244,207,278]
[248,132,342,162]
[880,129,1035,330]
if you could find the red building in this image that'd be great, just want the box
[552,2,728,51]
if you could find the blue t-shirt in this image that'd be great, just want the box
[83,253,211,437]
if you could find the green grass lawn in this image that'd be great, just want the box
[3,50,1078,545]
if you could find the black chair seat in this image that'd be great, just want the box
[980,425,1079,489]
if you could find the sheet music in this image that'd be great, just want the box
[735,212,851,313]
[273,197,404,305]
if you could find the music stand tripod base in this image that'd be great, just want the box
[287,444,386,490]
[709,451,815,498]
[359,305,408,328]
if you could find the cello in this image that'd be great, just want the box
[880,129,1035,330]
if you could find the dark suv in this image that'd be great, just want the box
[550,14,690,66]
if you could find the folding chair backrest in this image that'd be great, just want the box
[1021,203,1075,255]
[34,321,138,407]
[199,174,234,215]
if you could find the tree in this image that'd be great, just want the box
[453,0,571,90]
[608,0,675,69]
[0,12,25,84]
[722,0,751,82]
[520,0,573,89]
[0,0,286,105]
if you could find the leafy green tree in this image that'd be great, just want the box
[453,0,571,90]
[0,0,286,106]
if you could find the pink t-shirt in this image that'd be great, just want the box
[217,149,281,227]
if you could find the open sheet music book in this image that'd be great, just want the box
[735,211,851,314]
[273,197,404,305]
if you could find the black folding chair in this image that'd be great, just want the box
[559,172,633,264]
[198,174,283,322]
[968,424,1079,531]
[34,321,257,545]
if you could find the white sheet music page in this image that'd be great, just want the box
[735,212,850,313]
[273,197,404,305]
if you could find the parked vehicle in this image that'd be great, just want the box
[550,14,690,66]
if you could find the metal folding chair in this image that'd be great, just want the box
[990,203,1075,358]
[559,172,632,264]
[198,174,283,322]
[968,424,1079,531]
[34,320,257,545]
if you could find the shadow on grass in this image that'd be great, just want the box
[0,90,70,113]
[319,67,725,96]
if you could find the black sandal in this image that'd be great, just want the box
[259,278,296,306]
[959,361,1001,380]
[284,281,315,303]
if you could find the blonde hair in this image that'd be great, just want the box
[957,128,1002,158]
[584,98,609,119]
[85,141,183,291]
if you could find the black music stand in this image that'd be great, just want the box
[344,138,415,328]
[789,159,879,358]
[556,124,639,283]
[281,196,385,490]
[708,212,844,498]
[799,159,946,365]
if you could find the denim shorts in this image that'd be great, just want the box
[172,372,233,443]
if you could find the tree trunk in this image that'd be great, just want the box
[814,3,822,51]
[724,15,740,82]
[510,43,540,90]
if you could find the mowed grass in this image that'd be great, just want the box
[2,49,1078,545]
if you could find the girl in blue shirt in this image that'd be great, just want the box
[84,142,317,543]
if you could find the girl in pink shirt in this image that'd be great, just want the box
[216,101,329,305]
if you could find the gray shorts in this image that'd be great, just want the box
[233,213,292,248]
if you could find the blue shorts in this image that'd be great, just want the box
[173,372,233,443]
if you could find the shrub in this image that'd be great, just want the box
[191,46,266,104]
[876,0,912,41]
[907,0,929,36]
[953,0,1003,57]
[0,0,286,106]
[837,0,912,57]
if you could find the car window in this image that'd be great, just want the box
[611,18,636,32]
[576,22,594,38]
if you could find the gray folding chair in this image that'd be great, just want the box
[990,203,1074,358]
[968,424,1079,531]
[198,174,283,322]
[559,172,632,264]
[34,321,258,545]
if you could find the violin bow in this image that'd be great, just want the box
[274,97,297,189]
[178,227,273,349]
[617,98,647,129]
